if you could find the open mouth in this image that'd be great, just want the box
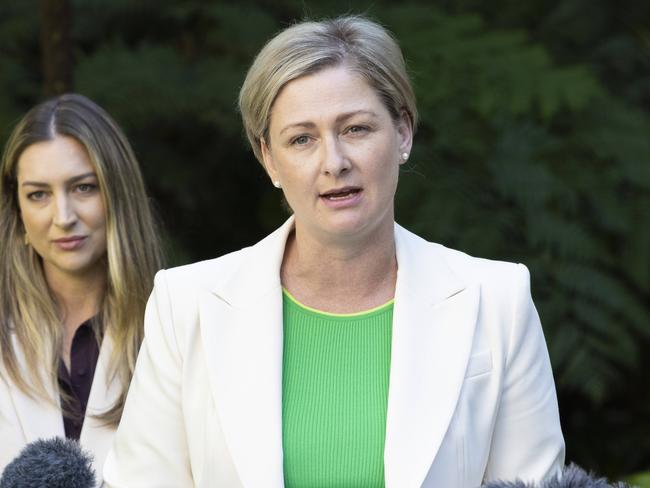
[321,187,362,200]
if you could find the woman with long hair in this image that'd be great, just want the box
[0,93,164,484]
[105,16,564,487]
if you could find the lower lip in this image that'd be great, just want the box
[54,237,87,251]
[320,190,363,209]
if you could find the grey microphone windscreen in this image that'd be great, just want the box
[0,437,95,488]
[482,464,631,488]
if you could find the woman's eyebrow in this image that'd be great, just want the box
[21,172,97,187]
[279,110,380,135]
[279,121,316,136]
[335,110,379,123]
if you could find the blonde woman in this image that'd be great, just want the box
[105,16,564,487]
[0,94,164,484]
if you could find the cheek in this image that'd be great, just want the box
[370,151,400,188]
[86,198,107,229]
[88,204,108,255]
[95,209,107,231]
[94,205,108,251]
[19,206,45,235]
[278,163,315,192]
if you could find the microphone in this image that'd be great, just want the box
[482,463,630,488]
[0,437,95,488]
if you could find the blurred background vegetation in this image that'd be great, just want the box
[1,0,648,483]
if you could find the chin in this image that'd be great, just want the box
[52,259,103,277]
[322,217,387,240]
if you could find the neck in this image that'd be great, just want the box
[281,219,397,314]
[44,265,106,331]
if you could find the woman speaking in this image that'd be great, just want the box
[0,94,164,485]
[104,16,564,487]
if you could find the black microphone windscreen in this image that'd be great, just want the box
[0,437,95,488]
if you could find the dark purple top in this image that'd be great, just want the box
[58,319,100,441]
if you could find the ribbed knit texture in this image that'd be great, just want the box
[282,289,393,488]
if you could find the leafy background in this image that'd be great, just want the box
[1,0,648,482]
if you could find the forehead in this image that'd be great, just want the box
[269,66,389,129]
[17,136,95,182]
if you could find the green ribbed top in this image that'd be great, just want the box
[282,289,393,488]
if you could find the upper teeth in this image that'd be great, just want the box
[326,190,354,199]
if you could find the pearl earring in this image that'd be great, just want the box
[273,181,281,188]
[401,152,409,162]
[24,233,29,246]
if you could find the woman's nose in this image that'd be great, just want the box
[53,194,77,228]
[321,137,352,176]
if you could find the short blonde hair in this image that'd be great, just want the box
[238,15,418,165]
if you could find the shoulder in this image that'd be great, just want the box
[395,223,530,294]
[394,224,536,346]
[153,218,294,309]
[156,245,252,294]
[437,242,530,298]
[142,247,249,328]
[396,225,543,364]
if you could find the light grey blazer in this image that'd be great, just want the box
[104,217,564,487]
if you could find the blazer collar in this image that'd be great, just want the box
[7,332,121,445]
[201,218,294,487]
[7,333,64,443]
[393,222,466,305]
[209,218,465,306]
[385,225,480,487]
[209,216,294,306]
[80,334,122,486]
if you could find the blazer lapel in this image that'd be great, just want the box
[384,225,480,488]
[80,334,122,481]
[7,334,64,444]
[198,219,295,488]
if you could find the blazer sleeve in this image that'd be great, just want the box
[103,270,194,487]
[483,264,565,484]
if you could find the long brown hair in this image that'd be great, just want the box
[0,93,165,426]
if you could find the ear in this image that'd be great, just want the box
[396,110,413,165]
[260,137,279,184]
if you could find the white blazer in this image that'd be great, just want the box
[104,218,564,487]
[0,334,121,486]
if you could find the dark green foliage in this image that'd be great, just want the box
[385,4,650,475]
[0,2,41,140]
[0,0,648,478]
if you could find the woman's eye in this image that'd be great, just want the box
[27,191,47,201]
[76,183,97,193]
[347,125,369,135]
[291,135,311,146]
